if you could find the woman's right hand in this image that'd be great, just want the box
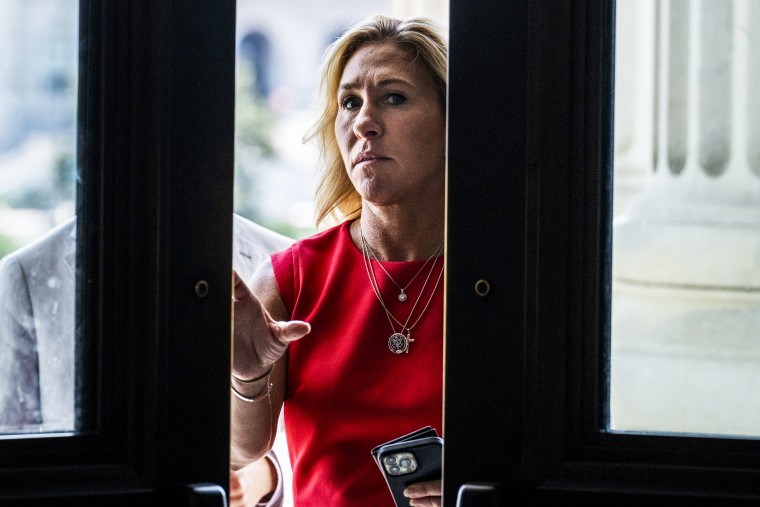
[232,270,311,380]
[404,480,442,507]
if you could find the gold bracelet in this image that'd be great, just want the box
[230,366,273,402]
[231,379,272,403]
[231,365,273,384]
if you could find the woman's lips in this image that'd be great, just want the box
[353,152,389,167]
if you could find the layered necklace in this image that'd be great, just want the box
[360,227,444,354]
[363,233,444,302]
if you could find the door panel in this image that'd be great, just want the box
[444,0,527,503]
[444,0,760,505]
[0,0,235,504]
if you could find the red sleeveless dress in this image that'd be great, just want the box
[271,220,443,506]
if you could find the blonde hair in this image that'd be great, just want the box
[304,15,448,229]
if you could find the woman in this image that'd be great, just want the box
[230,15,447,507]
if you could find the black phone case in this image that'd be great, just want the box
[371,427,443,506]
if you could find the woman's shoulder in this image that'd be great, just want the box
[271,220,354,286]
[270,220,354,311]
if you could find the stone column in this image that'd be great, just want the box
[610,0,760,436]
[612,0,657,217]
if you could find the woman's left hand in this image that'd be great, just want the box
[229,457,277,507]
[403,479,442,507]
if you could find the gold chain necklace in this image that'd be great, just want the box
[360,228,444,354]
[363,237,444,302]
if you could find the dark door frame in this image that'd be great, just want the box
[444,0,760,505]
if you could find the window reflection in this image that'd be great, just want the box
[0,0,78,435]
[610,0,760,437]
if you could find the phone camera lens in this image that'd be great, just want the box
[385,456,397,465]
[389,465,400,475]
[400,458,412,468]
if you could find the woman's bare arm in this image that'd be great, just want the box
[230,260,309,469]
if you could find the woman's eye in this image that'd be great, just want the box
[387,93,407,106]
[341,97,360,110]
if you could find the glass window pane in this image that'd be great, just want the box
[0,0,79,435]
[610,0,760,438]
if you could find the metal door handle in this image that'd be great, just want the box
[182,483,228,507]
[456,482,503,506]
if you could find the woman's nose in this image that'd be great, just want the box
[353,104,382,138]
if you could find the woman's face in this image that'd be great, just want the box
[334,41,445,209]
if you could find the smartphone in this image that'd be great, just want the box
[371,426,443,506]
